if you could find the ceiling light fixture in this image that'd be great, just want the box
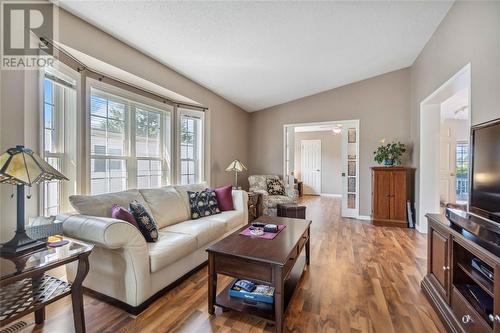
[332,124,342,134]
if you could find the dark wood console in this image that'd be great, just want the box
[422,213,500,333]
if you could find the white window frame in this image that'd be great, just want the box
[87,79,174,194]
[39,63,79,216]
[176,108,205,185]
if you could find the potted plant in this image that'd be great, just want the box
[374,140,406,166]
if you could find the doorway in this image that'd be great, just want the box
[418,64,471,233]
[300,140,322,195]
[284,119,360,218]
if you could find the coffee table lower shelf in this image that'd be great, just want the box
[215,282,275,322]
[214,254,306,324]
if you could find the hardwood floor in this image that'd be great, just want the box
[12,196,446,333]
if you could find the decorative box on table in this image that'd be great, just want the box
[229,280,275,304]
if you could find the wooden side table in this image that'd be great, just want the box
[0,238,93,333]
[247,192,263,223]
[297,181,303,197]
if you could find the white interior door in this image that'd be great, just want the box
[439,126,456,205]
[301,140,321,195]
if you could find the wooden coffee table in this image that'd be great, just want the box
[206,215,311,332]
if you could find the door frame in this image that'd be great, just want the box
[300,139,322,195]
[283,119,360,219]
[418,63,471,233]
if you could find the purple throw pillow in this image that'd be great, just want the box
[111,204,139,229]
[214,185,234,211]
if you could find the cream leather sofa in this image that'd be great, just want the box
[58,183,248,313]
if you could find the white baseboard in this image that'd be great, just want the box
[320,193,342,197]
[415,223,427,234]
[357,215,372,221]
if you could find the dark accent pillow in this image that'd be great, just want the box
[267,178,286,195]
[129,201,158,242]
[213,185,234,211]
[188,189,221,219]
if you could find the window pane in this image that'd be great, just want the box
[137,159,162,189]
[43,157,60,216]
[136,108,161,158]
[456,143,469,202]
[179,112,203,185]
[90,158,127,195]
[90,89,127,157]
[44,79,53,103]
[90,95,107,117]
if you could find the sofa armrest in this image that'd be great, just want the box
[285,183,299,201]
[59,213,150,307]
[249,189,269,198]
[58,214,146,249]
[231,190,248,212]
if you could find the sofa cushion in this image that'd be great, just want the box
[174,182,208,215]
[69,189,151,218]
[206,210,245,232]
[163,218,226,248]
[139,187,189,228]
[148,230,197,273]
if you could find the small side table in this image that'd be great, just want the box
[0,238,93,333]
[296,181,303,197]
[247,192,263,223]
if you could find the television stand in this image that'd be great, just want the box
[422,213,500,333]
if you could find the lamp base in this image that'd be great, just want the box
[0,231,46,256]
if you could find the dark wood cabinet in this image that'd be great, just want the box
[429,224,451,302]
[423,214,500,333]
[371,167,414,227]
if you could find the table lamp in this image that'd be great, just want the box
[0,145,68,255]
[225,159,247,189]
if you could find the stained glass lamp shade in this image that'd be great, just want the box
[0,146,69,255]
[225,159,247,189]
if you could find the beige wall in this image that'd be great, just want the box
[0,8,250,241]
[410,1,500,222]
[294,131,342,195]
[249,68,411,216]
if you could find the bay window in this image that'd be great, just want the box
[41,68,77,216]
[89,86,172,195]
[179,109,204,185]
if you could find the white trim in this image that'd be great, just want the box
[284,119,360,218]
[320,193,342,197]
[357,215,372,221]
[417,63,471,233]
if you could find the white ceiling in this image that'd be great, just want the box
[441,88,469,121]
[59,1,453,112]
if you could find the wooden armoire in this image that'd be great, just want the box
[371,167,415,227]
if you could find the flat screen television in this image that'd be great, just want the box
[470,118,500,223]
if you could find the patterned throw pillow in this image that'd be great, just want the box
[267,178,286,195]
[129,201,159,242]
[188,189,221,219]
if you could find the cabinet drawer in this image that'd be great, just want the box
[451,287,492,333]
[215,255,272,283]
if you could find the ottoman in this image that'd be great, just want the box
[277,203,306,219]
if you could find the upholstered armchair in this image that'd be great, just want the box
[248,175,298,215]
